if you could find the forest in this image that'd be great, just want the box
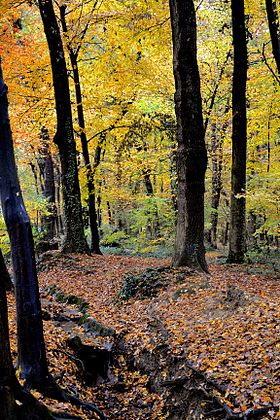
[0,0,279,419]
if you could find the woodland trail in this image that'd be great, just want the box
[7,253,280,419]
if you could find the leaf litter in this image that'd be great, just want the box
[6,253,280,419]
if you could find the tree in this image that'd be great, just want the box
[0,57,106,420]
[169,0,208,271]
[0,62,51,389]
[38,0,89,254]
[0,249,13,291]
[38,127,59,242]
[265,0,280,76]
[227,0,248,263]
[0,272,54,420]
[59,3,101,254]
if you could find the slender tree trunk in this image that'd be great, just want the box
[209,124,224,248]
[59,6,101,254]
[227,0,248,263]
[54,162,64,236]
[265,0,280,75]
[247,211,257,248]
[169,0,208,271]
[38,0,89,254]
[0,66,49,389]
[204,50,231,136]
[38,127,58,242]
[43,151,57,241]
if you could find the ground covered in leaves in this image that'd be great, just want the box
[7,252,280,419]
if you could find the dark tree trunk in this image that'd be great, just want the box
[227,0,248,263]
[60,6,101,255]
[107,201,112,225]
[54,162,64,236]
[144,171,154,195]
[247,211,257,248]
[209,124,224,248]
[38,127,58,242]
[169,0,208,271]
[0,249,13,291]
[43,151,57,240]
[38,0,89,254]
[0,261,54,419]
[204,50,231,136]
[265,0,280,75]
[0,67,49,389]
[0,258,17,419]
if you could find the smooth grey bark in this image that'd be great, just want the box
[169,0,208,271]
[227,0,248,263]
[38,0,89,254]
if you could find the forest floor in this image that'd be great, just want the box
[7,251,280,419]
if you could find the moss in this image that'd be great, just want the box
[118,267,169,301]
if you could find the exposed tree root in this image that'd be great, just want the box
[112,309,278,420]
[26,375,107,420]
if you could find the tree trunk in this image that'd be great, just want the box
[209,124,223,248]
[227,0,248,263]
[38,127,58,242]
[265,0,280,75]
[247,211,257,249]
[0,67,49,389]
[0,252,18,419]
[38,0,89,254]
[0,249,13,291]
[60,6,101,255]
[0,261,54,419]
[54,162,64,236]
[169,0,208,272]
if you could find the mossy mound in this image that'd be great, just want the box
[118,267,170,301]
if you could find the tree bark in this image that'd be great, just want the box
[227,0,248,263]
[38,0,89,254]
[38,127,58,242]
[169,0,208,271]
[0,66,49,389]
[0,249,14,291]
[209,124,224,248]
[265,0,280,75]
[0,263,54,419]
[0,253,18,419]
[59,5,101,255]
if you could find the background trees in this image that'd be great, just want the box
[0,0,278,260]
